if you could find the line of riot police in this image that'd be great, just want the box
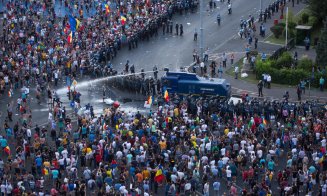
[155,94,326,122]
[111,75,161,97]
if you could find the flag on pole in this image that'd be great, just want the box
[121,16,127,25]
[69,16,80,33]
[154,169,164,183]
[64,26,69,34]
[67,32,73,44]
[103,123,107,131]
[8,90,12,97]
[105,4,110,15]
[69,15,77,32]
[147,96,153,105]
[164,90,169,102]
[144,96,153,108]
[4,146,10,155]
[262,117,267,126]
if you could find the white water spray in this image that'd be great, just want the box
[56,71,156,94]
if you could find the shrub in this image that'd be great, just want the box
[275,52,293,69]
[298,57,313,71]
[255,59,309,85]
[270,25,284,38]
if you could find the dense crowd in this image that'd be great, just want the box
[1,0,327,196]
[0,0,199,94]
[2,81,327,195]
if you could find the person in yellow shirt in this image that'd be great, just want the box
[174,107,179,117]
[224,127,229,135]
[142,169,150,179]
[43,160,51,168]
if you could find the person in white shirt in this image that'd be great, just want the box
[200,61,205,75]
[203,182,209,196]
[234,65,239,79]
[322,137,326,148]
[267,74,271,88]
[222,156,230,165]
[61,148,68,158]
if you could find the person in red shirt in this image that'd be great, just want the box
[95,153,102,166]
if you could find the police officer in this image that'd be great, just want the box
[180,24,183,36]
[153,65,158,79]
[141,68,145,79]
[169,20,173,34]
[125,60,130,73]
[130,64,135,74]
[217,13,221,26]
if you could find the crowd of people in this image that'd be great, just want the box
[0,0,200,95]
[2,77,327,195]
[1,0,327,196]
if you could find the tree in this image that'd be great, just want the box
[316,19,327,67]
[308,0,327,23]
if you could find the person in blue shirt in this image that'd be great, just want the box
[0,137,8,148]
[35,156,43,175]
[217,159,223,177]
[213,181,220,195]
[320,77,325,91]
[268,160,275,171]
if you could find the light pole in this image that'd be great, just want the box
[285,7,289,47]
[260,0,262,21]
[200,0,204,61]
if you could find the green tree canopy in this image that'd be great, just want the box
[308,0,327,22]
[316,19,327,67]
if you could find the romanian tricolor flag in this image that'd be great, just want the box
[67,32,73,44]
[164,90,169,102]
[64,26,69,34]
[103,123,107,131]
[105,4,110,15]
[42,168,49,175]
[154,169,164,183]
[121,16,127,25]
[147,96,153,105]
[8,90,12,97]
[262,117,267,126]
[4,146,10,155]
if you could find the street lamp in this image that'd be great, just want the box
[199,0,204,61]
[260,0,262,21]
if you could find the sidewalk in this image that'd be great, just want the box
[195,1,327,101]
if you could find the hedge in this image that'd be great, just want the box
[255,59,309,85]
[255,58,327,87]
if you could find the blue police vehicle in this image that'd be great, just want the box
[161,71,231,97]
